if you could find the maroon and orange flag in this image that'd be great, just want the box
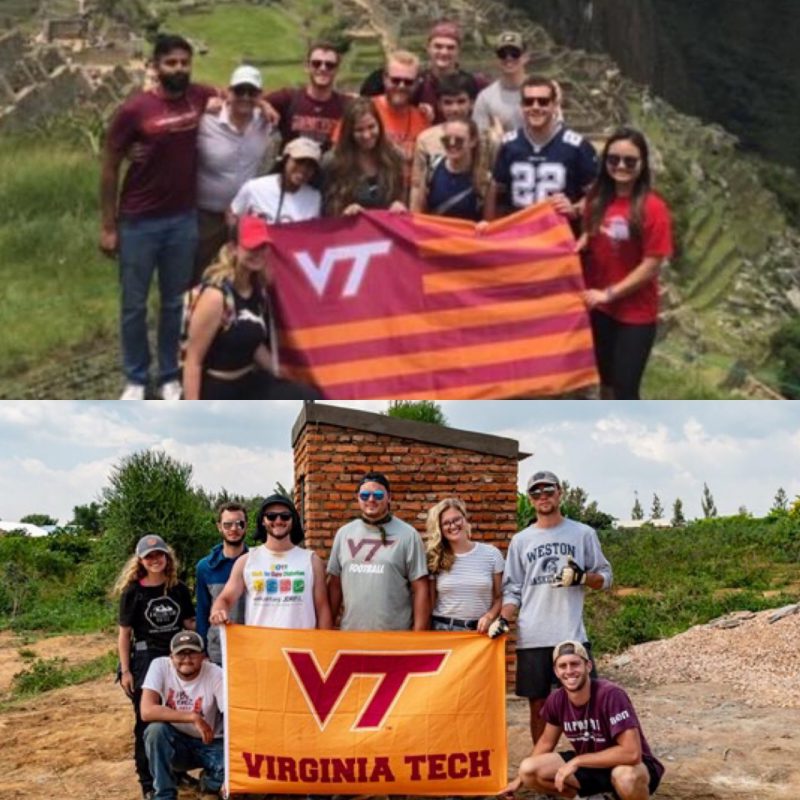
[222,625,508,796]
[268,204,598,398]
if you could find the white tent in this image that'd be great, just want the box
[0,520,50,537]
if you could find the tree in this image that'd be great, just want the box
[737,505,751,517]
[385,401,447,425]
[650,493,664,520]
[701,482,718,518]
[771,487,789,513]
[70,502,103,534]
[19,514,57,527]
[631,492,644,520]
[770,317,800,398]
[670,498,686,527]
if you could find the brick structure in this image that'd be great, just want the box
[291,401,530,683]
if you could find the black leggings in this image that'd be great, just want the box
[200,369,323,399]
[590,310,657,400]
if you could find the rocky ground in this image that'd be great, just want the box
[1,608,799,799]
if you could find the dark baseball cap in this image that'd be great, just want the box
[170,630,204,654]
[526,470,561,491]
[136,534,169,558]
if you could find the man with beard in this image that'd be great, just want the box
[100,34,218,401]
[506,641,664,800]
[266,41,350,150]
[141,631,225,799]
[209,493,332,630]
[490,471,612,744]
[195,502,249,666]
[327,472,429,631]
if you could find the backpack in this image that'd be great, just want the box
[179,279,238,366]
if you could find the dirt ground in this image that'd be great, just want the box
[0,631,798,800]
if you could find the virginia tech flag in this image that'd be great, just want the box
[222,625,508,796]
[268,204,599,398]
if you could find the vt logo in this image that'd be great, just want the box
[284,650,450,731]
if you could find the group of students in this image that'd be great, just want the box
[100,20,673,402]
[115,468,663,800]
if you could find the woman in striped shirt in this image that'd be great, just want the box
[426,497,504,633]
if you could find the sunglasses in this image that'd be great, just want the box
[522,96,553,108]
[232,85,259,97]
[497,47,522,60]
[264,512,292,522]
[359,490,386,501]
[440,134,467,148]
[221,519,247,530]
[530,486,558,498]
[387,76,416,88]
[310,59,338,71]
[606,153,641,169]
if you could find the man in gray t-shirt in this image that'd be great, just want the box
[473,31,529,136]
[492,469,612,745]
[327,471,429,631]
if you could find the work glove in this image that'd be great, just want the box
[552,556,586,587]
[487,616,510,638]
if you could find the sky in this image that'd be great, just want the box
[1,400,798,524]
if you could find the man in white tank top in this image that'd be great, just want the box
[209,493,332,630]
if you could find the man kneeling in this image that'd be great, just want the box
[507,641,664,800]
[141,631,224,799]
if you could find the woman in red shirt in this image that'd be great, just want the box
[580,127,673,399]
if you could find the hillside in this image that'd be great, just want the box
[0,0,798,397]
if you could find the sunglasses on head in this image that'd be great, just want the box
[606,153,641,169]
[264,511,292,522]
[232,85,259,97]
[530,486,558,498]
[221,519,246,530]
[310,58,338,71]
[522,96,553,108]
[359,490,386,501]
[387,76,416,88]
[497,47,522,60]
[440,134,467,148]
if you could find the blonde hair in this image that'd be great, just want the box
[425,497,471,574]
[201,241,237,285]
[386,49,420,73]
[111,544,180,597]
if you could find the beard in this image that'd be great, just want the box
[159,71,190,94]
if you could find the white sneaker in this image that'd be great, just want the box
[120,383,145,400]
[159,380,182,401]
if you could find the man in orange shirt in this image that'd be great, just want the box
[372,50,430,198]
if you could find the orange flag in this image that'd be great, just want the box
[222,625,508,796]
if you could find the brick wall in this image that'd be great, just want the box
[291,403,527,683]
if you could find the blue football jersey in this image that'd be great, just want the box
[492,124,599,208]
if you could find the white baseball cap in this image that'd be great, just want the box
[229,64,262,89]
[283,136,322,164]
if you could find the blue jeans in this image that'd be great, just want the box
[143,722,223,800]
[118,211,198,386]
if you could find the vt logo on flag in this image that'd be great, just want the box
[222,626,507,796]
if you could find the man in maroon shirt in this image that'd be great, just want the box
[99,34,217,400]
[265,41,349,149]
[506,641,664,799]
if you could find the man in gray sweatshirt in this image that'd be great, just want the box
[492,470,612,744]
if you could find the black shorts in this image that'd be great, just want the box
[560,751,662,797]
[515,644,596,699]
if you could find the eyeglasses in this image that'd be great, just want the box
[497,47,522,60]
[530,486,558,499]
[440,134,467,148]
[173,651,201,660]
[232,85,259,97]
[606,153,641,169]
[310,59,338,71]
[264,512,292,522]
[441,517,464,529]
[221,519,247,530]
[522,96,553,108]
[359,490,386,501]
[387,76,416,88]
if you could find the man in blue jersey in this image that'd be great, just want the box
[483,77,598,220]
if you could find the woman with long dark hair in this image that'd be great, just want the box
[580,127,673,399]
[323,97,406,216]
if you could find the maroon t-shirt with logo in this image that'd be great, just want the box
[107,83,217,218]
[265,87,348,146]
[542,679,665,781]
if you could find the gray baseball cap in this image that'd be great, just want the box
[136,534,169,558]
[553,640,590,663]
[526,470,561,491]
[170,630,205,654]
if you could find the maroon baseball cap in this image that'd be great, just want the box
[238,215,270,250]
